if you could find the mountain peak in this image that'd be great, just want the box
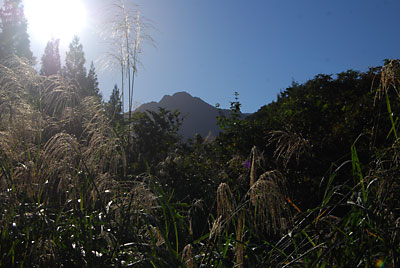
[172,91,192,98]
[157,91,213,111]
[160,91,193,104]
[135,91,229,139]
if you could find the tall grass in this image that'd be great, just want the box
[0,56,186,267]
[2,55,400,267]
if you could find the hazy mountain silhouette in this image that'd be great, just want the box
[135,91,244,140]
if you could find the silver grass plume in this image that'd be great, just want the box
[249,170,290,234]
[182,244,195,268]
[268,129,310,167]
[217,182,233,221]
[80,96,124,175]
[376,59,400,101]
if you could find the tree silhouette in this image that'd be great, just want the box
[0,0,34,63]
[86,61,101,98]
[106,84,123,124]
[62,36,87,90]
[40,39,61,76]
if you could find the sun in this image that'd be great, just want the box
[24,0,87,45]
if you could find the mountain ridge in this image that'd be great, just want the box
[135,91,235,140]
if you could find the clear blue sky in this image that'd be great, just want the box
[26,0,400,113]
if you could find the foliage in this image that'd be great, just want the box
[0,56,186,267]
[105,84,123,126]
[2,4,400,264]
[242,68,398,209]
[0,0,34,63]
[86,61,101,99]
[216,92,257,157]
[129,108,182,173]
[62,36,87,91]
[40,39,61,76]
[61,36,102,100]
[3,54,400,266]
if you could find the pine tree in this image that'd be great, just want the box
[40,39,61,76]
[106,84,123,124]
[86,61,101,98]
[0,0,34,63]
[63,36,87,89]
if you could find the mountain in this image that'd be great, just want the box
[135,91,236,140]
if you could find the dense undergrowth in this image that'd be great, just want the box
[1,55,400,267]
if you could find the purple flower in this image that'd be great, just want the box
[242,160,250,169]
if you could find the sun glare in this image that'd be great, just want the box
[24,0,86,45]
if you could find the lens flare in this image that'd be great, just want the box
[376,259,385,268]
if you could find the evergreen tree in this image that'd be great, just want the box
[40,39,61,76]
[86,61,101,98]
[106,84,123,124]
[0,0,34,62]
[63,36,87,89]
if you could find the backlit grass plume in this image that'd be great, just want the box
[217,182,233,221]
[268,129,310,167]
[0,55,125,203]
[181,243,195,268]
[249,170,289,234]
[377,59,400,99]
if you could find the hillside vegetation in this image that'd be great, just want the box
[1,54,400,267]
[2,1,400,266]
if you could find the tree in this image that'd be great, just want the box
[86,61,101,98]
[63,36,87,90]
[130,108,182,172]
[216,92,253,155]
[63,37,101,98]
[40,39,61,76]
[0,0,34,62]
[105,84,123,125]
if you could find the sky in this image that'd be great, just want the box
[21,0,400,113]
